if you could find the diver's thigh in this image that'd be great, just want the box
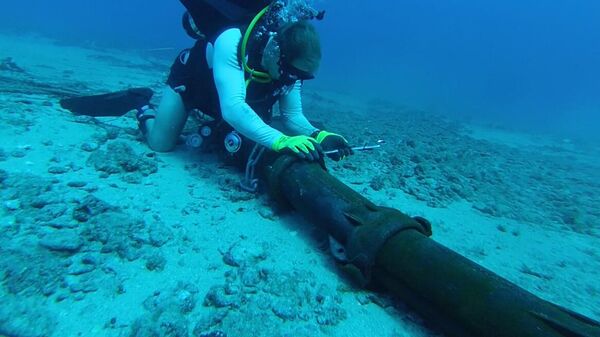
[147,87,188,152]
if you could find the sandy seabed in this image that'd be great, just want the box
[0,33,599,337]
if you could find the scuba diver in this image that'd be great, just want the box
[137,0,353,162]
[61,1,352,161]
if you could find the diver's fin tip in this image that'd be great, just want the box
[61,87,154,117]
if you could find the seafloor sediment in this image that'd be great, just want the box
[0,34,599,337]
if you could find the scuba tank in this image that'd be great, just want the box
[179,0,324,42]
[179,0,272,40]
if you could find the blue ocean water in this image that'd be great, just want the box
[0,1,599,337]
[1,0,599,138]
[317,0,600,139]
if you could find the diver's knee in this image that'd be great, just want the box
[146,136,177,153]
[147,142,175,153]
[162,86,185,106]
[142,86,187,152]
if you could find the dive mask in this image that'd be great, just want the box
[278,57,315,85]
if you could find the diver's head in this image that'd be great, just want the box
[262,20,321,84]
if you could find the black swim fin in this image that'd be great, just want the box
[60,87,154,117]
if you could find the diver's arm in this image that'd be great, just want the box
[213,28,283,148]
[279,81,319,136]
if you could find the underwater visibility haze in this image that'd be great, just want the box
[3,0,599,138]
[0,1,599,337]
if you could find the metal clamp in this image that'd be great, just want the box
[240,144,266,193]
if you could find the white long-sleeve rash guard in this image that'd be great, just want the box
[211,28,318,148]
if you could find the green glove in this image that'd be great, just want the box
[272,135,321,161]
[314,130,353,161]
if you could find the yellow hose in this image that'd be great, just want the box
[241,6,272,85]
